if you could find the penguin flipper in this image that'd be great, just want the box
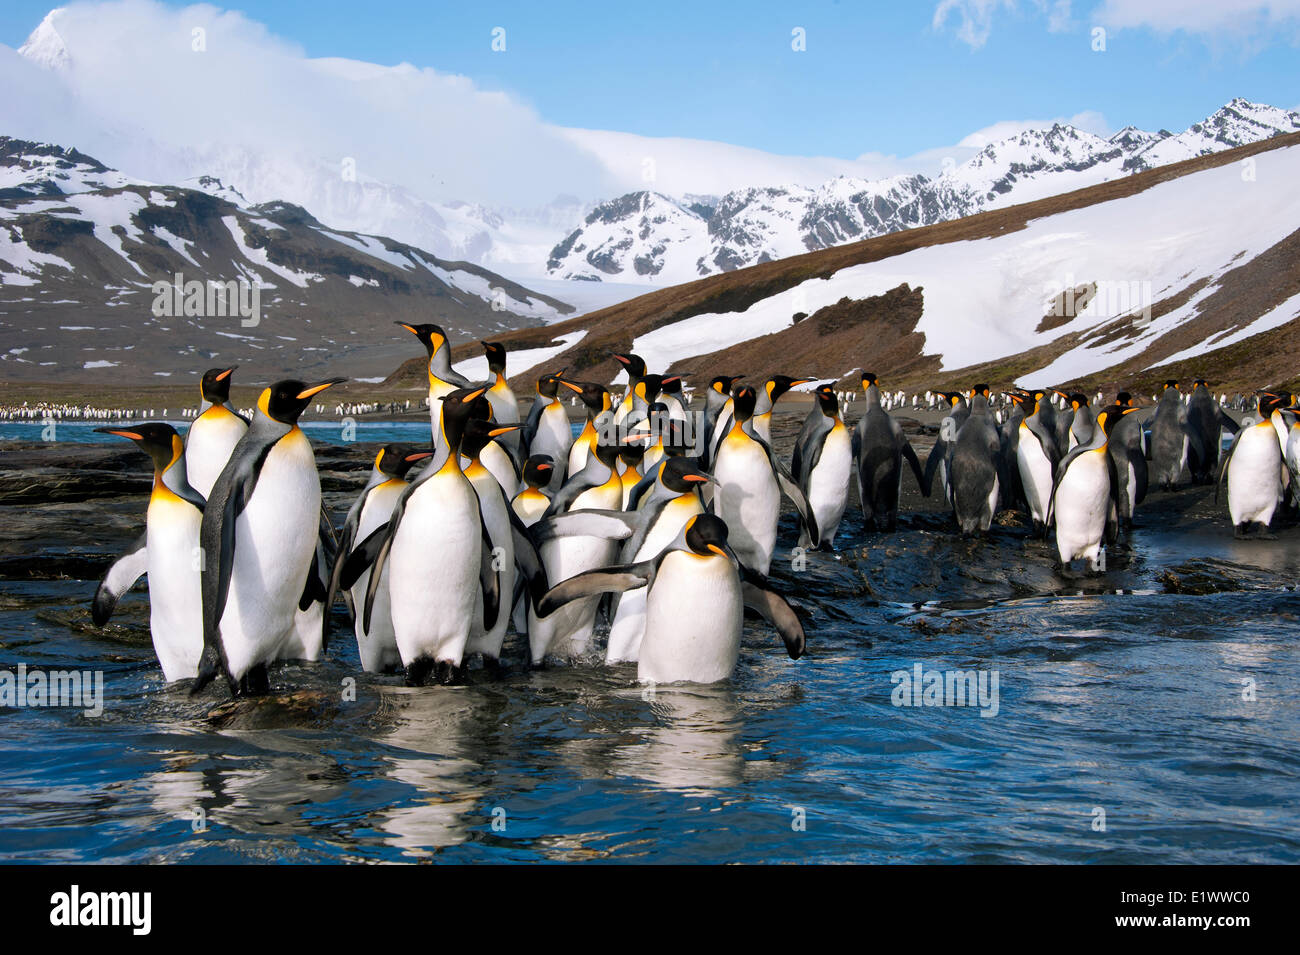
[626,464,661,511]
[298,549,328,612]
[901,438,928,497]
[196,443,269,694]
[740,581,806,660]
[508,507,550,608]
[479,518,501,633]
[92,532,148,625]
[1046,444,1090,526]
[537,561,655,617]
[1215,428,1247,504]
[530,509,640,545]
[762,437,819,547]
[1218,408,1241,436]
[325,499,364,632]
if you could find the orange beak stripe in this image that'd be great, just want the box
[297,382,338,400]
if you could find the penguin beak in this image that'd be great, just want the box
[536,462,553,472]
[707,544,727,557]
[488,424,521,437]
[95,427,143,441]
[462,386,488,402]
[296,378,345,400]
[404,448,436,462]
[216,366,236,381]
[559,380,584,394]
[614,354,631,366]
[396,322,418,335]
[682,471,713,484]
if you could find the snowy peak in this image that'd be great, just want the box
[17,9,71,71]
[548,99,1300,285]
[0,137,137,199]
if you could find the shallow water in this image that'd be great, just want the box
[1,415,1298,863]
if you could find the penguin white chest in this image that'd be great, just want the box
[351,481,406,672]
[186,410,247,498]
[1228,424,1283,526]
[1054,448,1110,567]
[222,430,321,678]
[1017,424,1054,522]
[145,493,204,681]
[388,468,483,666]
[808,424,851,542]
[639,552,743,685]
[713,434,780,573]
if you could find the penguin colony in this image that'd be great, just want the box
[89,326,1294,695]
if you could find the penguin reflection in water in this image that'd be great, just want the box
[537,515,805,685]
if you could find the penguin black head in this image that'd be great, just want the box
[200,366,236,404]
[684,513,730,558]
[731,385,758,422]
[766,375,813,403]
[1193,379,1208,389]
[1098,405,1140,435]
[522,454,555,488]
[661,456,712,493]
[613,353,647,378]
[440,385,490,451]
[260,378,345,425]
[632,374,664,406]
[462,417,521,460]
[661,418,692,457]
[396,322,448,356]
[593,435,622,470]
[661,375,684,395]
[536,371,565,399]
[1061,391,1089,410]
[814,383,839,416]
[1116,391,1133,407]
[1257,392,1286,417]
[95,422,183,472]
[970,383,991,399]
[861,372,879,390]
[709,375,741,395]
[558,378,610,416]
[481,341,507,375]
[376,443,434,479]
[619,441,647,469]
[944,391,966,407]
[1162,380,1179,392]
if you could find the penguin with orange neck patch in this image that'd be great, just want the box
[185,366,247,498]
[192,377,344,696]
[93,422,206,682]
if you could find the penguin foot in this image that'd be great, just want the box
[235,664,270,697]
[435,661,464,685]
[481,656,503,679]
[405,657,436,686]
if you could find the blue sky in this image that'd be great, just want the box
[2,0,1297,159]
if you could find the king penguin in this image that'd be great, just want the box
[537,514,805,685]
[531,455,712,664]
[749,375,814,446]
[791,382,852,546]
[701,374,742,470]
[924,391,969,504]
[397,322,474,449]
[352,386,503,684]
[193,377,344,695]
[1218,392,1286,539]
[328,443,433,673]
[946,386,1001,536]
[1011,390,1060,536]
[1048,407,1133,571]
[481,340,521,459]
[185,366,248,499]
[1149,381,1203,492]
[712,385,818,573]
[93,422,206,682]
[849,373,926,534]
[1104,393,1148,529]
[528,433,625,664]
[1186,380,1237,484]
[520,371,572,493]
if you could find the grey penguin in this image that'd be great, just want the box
[1185,379,1238,485]
[1149,381,1203,491]
[848,373,926,534]
[946,385,1001,536]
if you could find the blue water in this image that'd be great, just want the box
[1,420,1298,863]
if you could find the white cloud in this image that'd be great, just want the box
[935,0,1300,46]
[933,0,1016,48]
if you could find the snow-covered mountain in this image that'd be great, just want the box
[0,138,574,382]
[548,99,1300,284]
[481,132,1300,397]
